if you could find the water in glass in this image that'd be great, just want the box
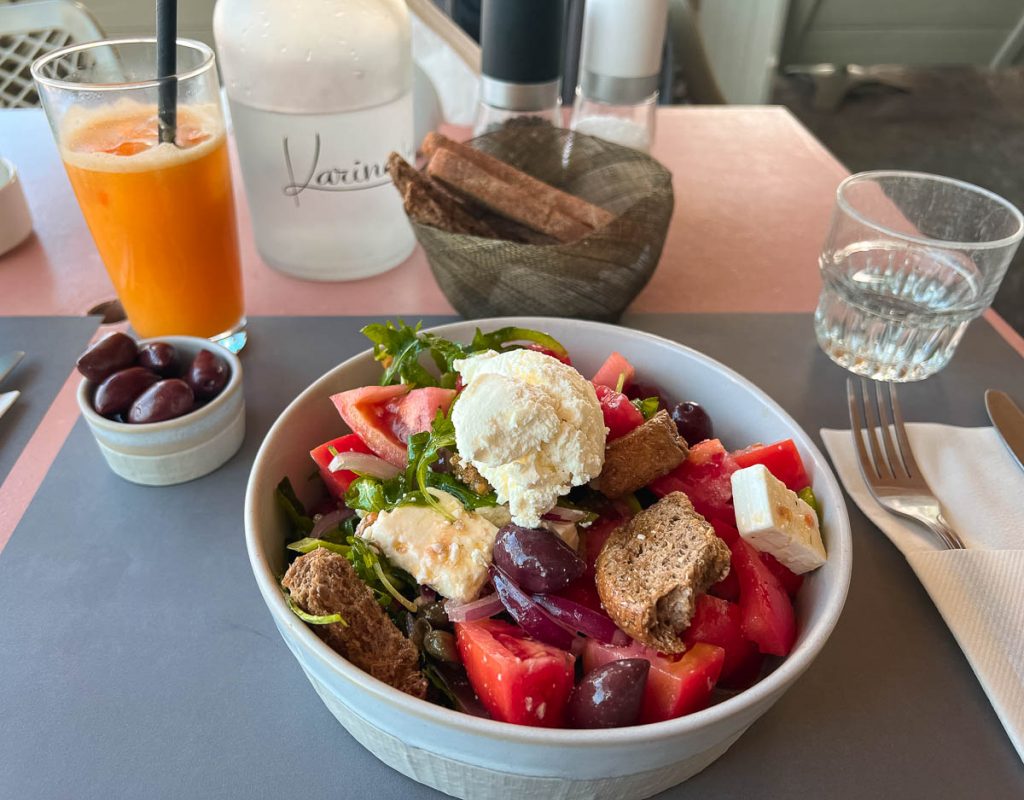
[815,240,980,381]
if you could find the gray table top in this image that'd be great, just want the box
[0,317,98,486]
[1,314,1021,799]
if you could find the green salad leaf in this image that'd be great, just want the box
[286,536,418,614]
[345,536,418,612]
[283,587,347,626]
[362,319,440,388]
[360,319,570,389]
[276,478,314,540]
[287,537,349,556]
[470,326,568,359]
[343,409,496,519]
[631,396,660,420]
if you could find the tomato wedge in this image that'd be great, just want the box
[455,619,575,727]
[594,384,644,440]
[730,538,796,657]
[583,640,725,724]
[591,351,635,389]
[682,595,763,688]
[760,551,804,597]
[732,439,810,492]
[649,439,739,520]
[309,433,374,499]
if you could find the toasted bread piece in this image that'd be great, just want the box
[592,410,689,499]
[596,492,730,652]
[387,152,498,238]
[282,548,428,699]
[423,132,615,232]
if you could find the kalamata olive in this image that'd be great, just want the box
[187,349,229,400]
[93,367,160,416]
[670,401,714,444]
[421,601,451,628]
[423,630,459,662]
[567,659,650,729]
[76,332,137,382]
[127,379,195,423]
[137,342,178,377]
[492,524,586,594]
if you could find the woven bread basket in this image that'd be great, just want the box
[412,126,674,322]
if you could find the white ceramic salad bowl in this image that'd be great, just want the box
[244,317,852,800]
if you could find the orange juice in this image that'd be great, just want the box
[61,102,244,339]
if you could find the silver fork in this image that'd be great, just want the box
[847,378,966,550]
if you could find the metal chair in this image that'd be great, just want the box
[0,0,104,108]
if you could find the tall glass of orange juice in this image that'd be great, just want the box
[32,39,245,347]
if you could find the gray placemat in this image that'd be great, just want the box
[0,315,1021,799]
[0,316,99,486]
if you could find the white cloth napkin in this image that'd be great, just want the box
[822,424,1024,763]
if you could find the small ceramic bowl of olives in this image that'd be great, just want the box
[76,333,245,486]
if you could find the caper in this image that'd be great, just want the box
[421,601,450,628]
[423,630,459,663]
[410,618,431,650]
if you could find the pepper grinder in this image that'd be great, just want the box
[571,0,668,152]
[473,0,565,135]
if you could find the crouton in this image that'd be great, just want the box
[592,410,688,498]
[595,492,731,653]
[282,548,427,699]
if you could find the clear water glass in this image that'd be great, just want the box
[815,170,1023,381]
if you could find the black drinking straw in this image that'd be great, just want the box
[156,0,177,144]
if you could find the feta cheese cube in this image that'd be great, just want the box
[730,464,826,574]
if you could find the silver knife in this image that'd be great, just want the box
[0,351,24,385]
[985,390,1024,473]
[0,390,19,421]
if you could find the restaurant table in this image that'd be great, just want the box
[1,106,1023,798]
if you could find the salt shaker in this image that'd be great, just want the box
[213,0,415,281]
[473,0,565,135]
[571,0,668,152]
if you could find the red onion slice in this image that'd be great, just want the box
[544,506,590,523]
[328,451,402,479]
[490,567,576,651]
[444,592,503,623]
[533,594,629,645]
[310,508,353,539]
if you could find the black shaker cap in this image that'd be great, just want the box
[481,0,565,83]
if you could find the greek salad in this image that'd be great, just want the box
[276,321,827,729]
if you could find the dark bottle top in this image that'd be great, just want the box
[480,0,565,85]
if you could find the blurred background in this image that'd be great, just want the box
[2,0,1022,333]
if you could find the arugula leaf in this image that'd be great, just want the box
[287,537,350,556]
[283,587,347,626]
[362,320,438,388]
[345,536,418,612]
[275,478,314,539]
[470,326,569,358]
[424,471,498,510]
[413,412,460,519]
[631,396,660,420]
[421,332,470,377]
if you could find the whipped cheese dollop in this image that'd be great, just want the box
[452,349,606,528]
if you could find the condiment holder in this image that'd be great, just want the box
[77,336,245,486]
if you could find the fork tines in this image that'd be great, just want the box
[846,378,922,482]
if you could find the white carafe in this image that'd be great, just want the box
[214,0,415,281]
